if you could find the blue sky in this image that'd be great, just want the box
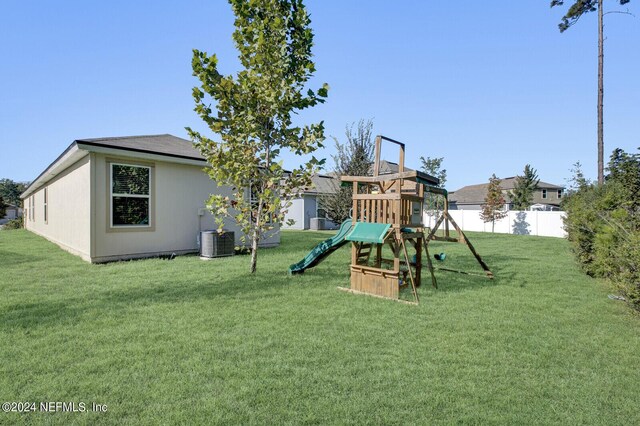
[1,0,638,191]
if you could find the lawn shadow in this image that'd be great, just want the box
[422,253,528,294]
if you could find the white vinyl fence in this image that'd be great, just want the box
[423,210,567,238]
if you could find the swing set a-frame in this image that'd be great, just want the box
[338,135,493,304]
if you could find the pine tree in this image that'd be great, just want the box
[551,0,633,184]
[510,164,540,210]
[318,119,374,223]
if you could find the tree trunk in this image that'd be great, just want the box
[250,199,263,274]
[492,220,495,233]
[250,230,259,274]
[597,0,604,185]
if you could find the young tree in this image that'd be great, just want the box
[510,164,540,210]
[566,161,591,194]
[420,157,447,188]
[551,0,633,184]
[187,0,328,273]
[480,174,508,232]
[420,156,447,221]
[318,119,374,223]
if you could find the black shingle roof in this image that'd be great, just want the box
[76,134,205,161]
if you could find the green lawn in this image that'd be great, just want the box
[1,229,639,425]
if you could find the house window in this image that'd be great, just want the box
[31,195,35,221]
[110,163,151,227]
[542,189,547,199]
[44,187,48,224]
[557,189,562,199]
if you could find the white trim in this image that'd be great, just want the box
[110,163,152,228]
[21,145,88,199]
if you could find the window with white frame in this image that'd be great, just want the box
[542,189,547,199]
[31,195,35,221]
[110,163,151,227]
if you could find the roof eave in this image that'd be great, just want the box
[21,142,87,199]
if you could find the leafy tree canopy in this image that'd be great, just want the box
[0,196,6,219]
[480,174,508,232]
[187,0,328,273]
[0,179,28,207]
[420,157,447,217]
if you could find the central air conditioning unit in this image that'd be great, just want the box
[310,217,326,230]
[200,230,235,258]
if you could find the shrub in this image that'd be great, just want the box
[563,148,640,311]
[2,218,23,230]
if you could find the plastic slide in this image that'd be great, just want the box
[288,219,353,274]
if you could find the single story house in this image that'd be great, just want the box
[283,174,340,230]
[20,134,279,263]
[1,204,23,225]
[449,177,565,211]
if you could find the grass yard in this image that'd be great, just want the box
[1,229,639,425]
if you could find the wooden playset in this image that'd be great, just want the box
[338,135,493,304]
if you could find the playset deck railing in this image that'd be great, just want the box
[290,134,493,305]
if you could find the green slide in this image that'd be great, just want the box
[288,219,353,274]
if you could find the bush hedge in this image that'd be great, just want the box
[2,218,23,230]
[563,148,640,311]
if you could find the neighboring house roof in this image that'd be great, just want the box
[450,177,564,205]
[306,174,339,195]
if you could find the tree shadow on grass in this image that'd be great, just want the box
[421,254,528,294]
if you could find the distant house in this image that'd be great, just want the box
[20,134,279,263]
[449,177,564,211]
[0,204,23,225]
[283,174,340,230]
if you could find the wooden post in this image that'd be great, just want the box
[373,136,382,177]
[401,238,419,303]
[423,239,438,289]
[444,195,450,238]
[445,212,493,278]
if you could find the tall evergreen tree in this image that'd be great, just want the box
[551,0,633,184]
[480,174,508,232]
[319,119,374,223]
[510,164,540,210]
[188,0,328,273]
